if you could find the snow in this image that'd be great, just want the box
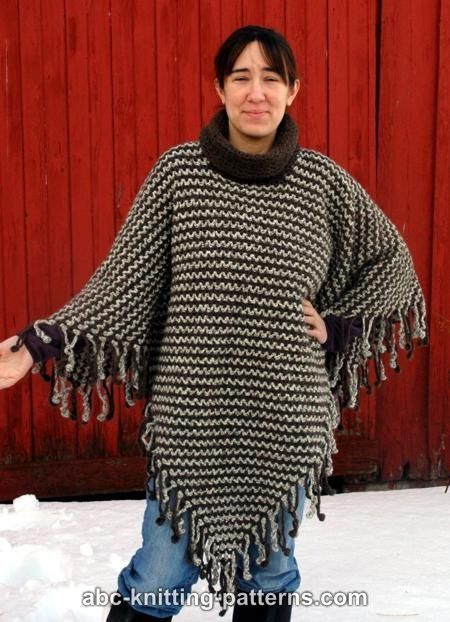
[0,486,448,621]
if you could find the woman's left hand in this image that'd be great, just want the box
[301,299,328,345]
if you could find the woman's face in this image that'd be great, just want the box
[214,40,300,153]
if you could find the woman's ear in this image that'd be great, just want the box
[287,78,301,107]
[214,78,226,105]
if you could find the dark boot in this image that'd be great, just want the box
[232,590,292,622]
[106,593,173,621]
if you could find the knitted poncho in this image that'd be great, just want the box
[17,108,428,614]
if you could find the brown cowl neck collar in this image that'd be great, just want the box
[199,107,299,183]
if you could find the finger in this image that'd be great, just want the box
[306,330,326,344]
[304,312,320,327]
[303,309,317,321]
[305,326,320,336]
[301,300,317,315]
[304,312,319,323]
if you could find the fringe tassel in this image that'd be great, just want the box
[13,319,151,423]
[142,444,334,618]
[327,300,428,412]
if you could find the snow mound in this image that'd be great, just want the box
[0,542,72,586]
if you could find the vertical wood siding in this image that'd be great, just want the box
[0,0,447,499]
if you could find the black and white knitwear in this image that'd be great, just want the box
[13,107,429,616]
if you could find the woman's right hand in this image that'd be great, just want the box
[0,336,34,389]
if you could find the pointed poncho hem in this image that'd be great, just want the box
[138,417,335,617]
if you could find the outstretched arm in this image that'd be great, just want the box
[2,148,176,422]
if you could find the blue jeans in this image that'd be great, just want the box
[117,479,306,618]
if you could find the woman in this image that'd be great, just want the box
[0,25,427,622]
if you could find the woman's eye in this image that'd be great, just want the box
[232,76,279,82]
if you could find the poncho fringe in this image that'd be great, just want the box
[138,418,336,617]
[20,292,428,423]
[326,296,428,412]
[18,319,150,422]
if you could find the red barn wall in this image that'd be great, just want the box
[0,0,448,500]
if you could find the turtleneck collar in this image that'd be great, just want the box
[199,108,299,183]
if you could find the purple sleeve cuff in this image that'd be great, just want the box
[19,315,363,362]
[17,323,64,364]
[321,314,363,353]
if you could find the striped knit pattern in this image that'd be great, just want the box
[25,113,428,616]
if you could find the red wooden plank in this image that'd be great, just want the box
[428,0,450,478]
[347,0,377,190]
[34,0,77,459]
[18,0,77,461]
[0,456,149,501]
[124,0,166,453]
[111,0,138,223]
[328,0,350,166]
[351,0,378,443]
[177,0,202,141]
[73,0,120,458]
[329,0,377,198]
[155,0,180,151]
[199,0,222,124]
[262,0,285,33]
[134,0,159,172]
[364,3,377,448]
[89,0,118,456]
[110,0,152,455]
[376,0,435,480]
[64,0,106,458]
[285,1,328,157]
[333,439,380,477]
[220,0,243,47]
[328,0,377,443]
[0,0,33,466]
[242,0,265,25]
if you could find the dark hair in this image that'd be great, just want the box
[214,25,299,89]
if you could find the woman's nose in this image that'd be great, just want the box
[247,82,265,100]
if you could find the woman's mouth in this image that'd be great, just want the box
[244,111,268,118]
